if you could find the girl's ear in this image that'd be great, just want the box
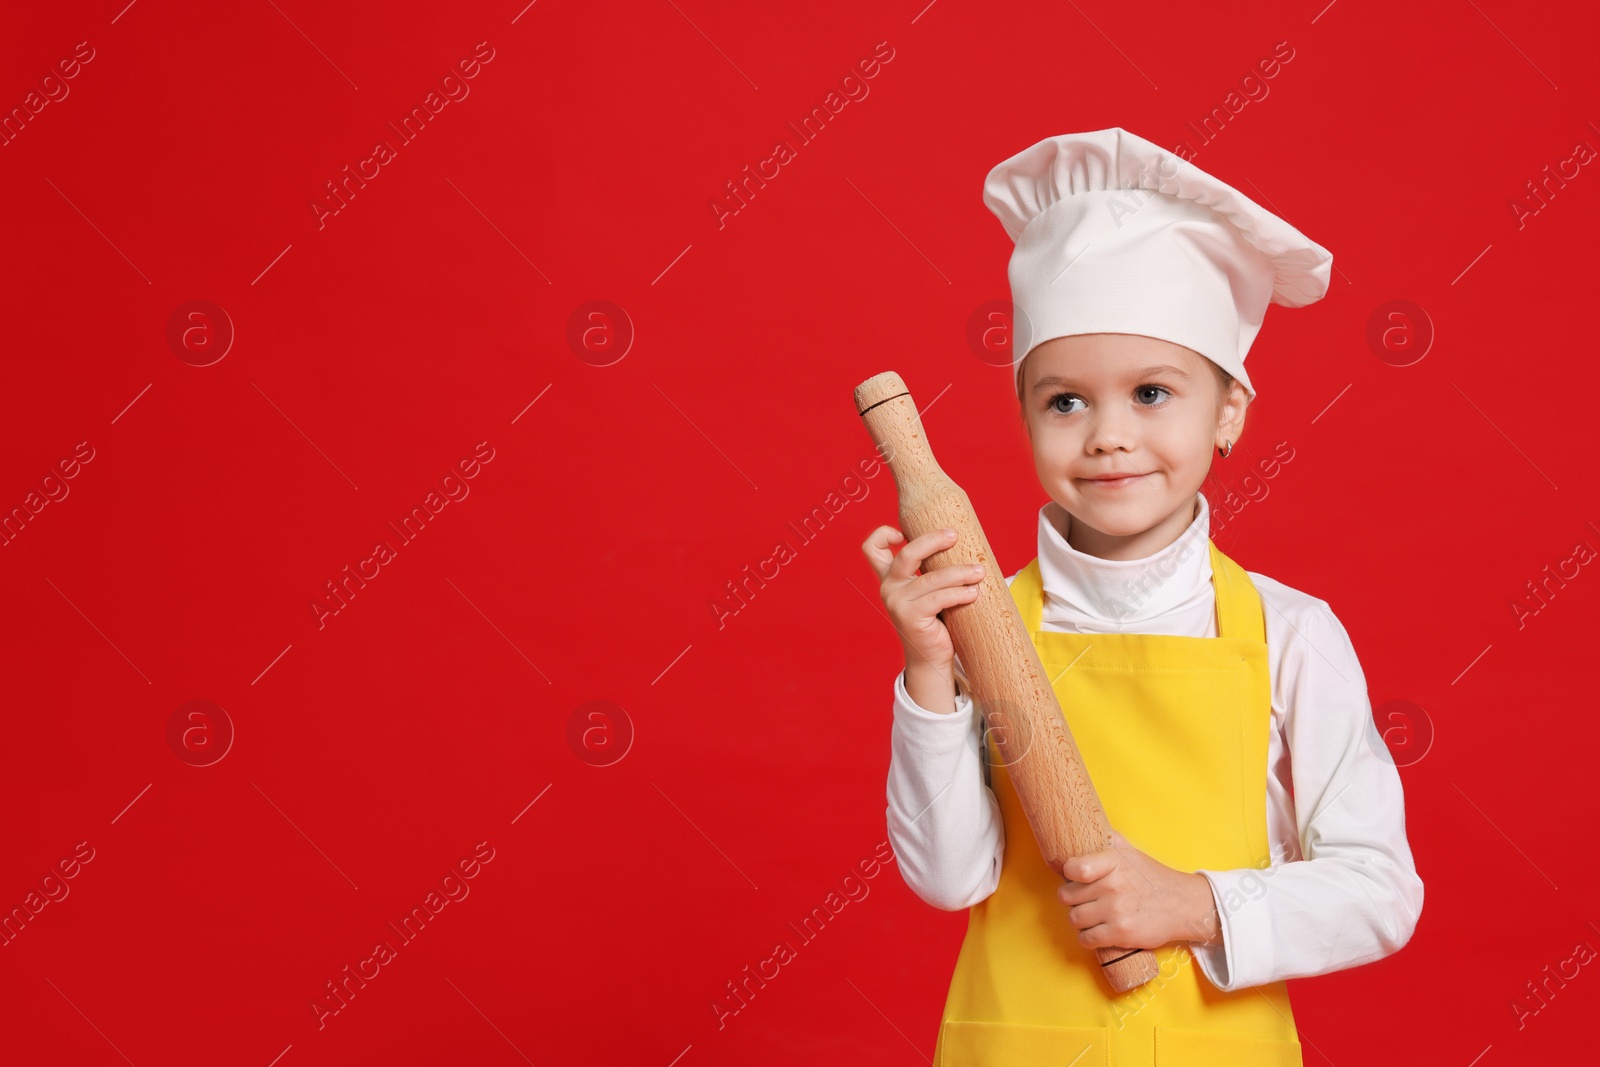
[1217,379,1249,446]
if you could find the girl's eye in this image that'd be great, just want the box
[1047,384,1173,416]
[1048,392,1083,415]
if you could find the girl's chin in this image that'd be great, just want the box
[1065,485,1157,507]
[1061,490,1166,526]
[1075,515,1157,537]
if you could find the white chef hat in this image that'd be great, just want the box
[982,127,1333,401]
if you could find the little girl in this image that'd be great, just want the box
[861,129,1423,1066]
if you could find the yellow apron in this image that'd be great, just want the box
[933,539,1302,1067]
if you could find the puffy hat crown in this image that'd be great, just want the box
[982,127,1333,400]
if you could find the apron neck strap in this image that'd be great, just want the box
[1014,538,1264,642]
[1209,539,1266,642]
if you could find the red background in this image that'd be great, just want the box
[2,0,1596,1063]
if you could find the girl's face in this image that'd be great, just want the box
[1019,333,1249,561]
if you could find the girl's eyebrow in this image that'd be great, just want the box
[1031,365,1193,392]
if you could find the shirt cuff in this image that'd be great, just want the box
[1189,871,1232,990]
[1191,867,1279,991]
[893,668,976,725]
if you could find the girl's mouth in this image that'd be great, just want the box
[1077,474,1146,489]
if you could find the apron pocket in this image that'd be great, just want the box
[1154,1023,1303,1066]
[937,1018,1108,1067]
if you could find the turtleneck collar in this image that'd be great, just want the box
[1035,491,1214,630]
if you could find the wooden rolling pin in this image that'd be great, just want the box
[855,370,1159,994]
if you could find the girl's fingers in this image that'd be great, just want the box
[908,580,982,614]
[914,562,987,593]
[888,527,958,582]
[860,525,905,579]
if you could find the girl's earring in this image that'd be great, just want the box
[1218,440,1233,458]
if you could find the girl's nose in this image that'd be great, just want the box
[1083,409,1135,453]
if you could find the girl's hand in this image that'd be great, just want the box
[860,525,984,674]
[1055,830,1222,951]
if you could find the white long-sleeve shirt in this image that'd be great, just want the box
[885,490,1424,992]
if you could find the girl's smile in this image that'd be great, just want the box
[1078,472,1149,488]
